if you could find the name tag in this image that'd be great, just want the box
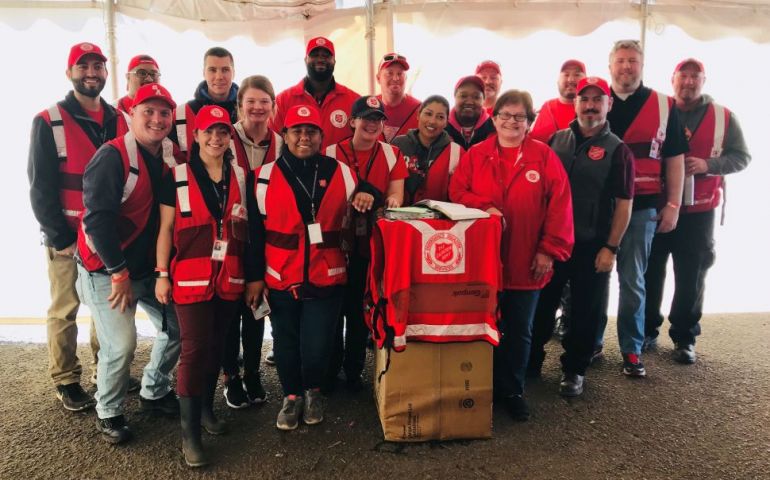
[307,223,323,245]
[211,239,228,261]
[649,138,662,160]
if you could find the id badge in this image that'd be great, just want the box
[649,138,662,160]
[355,216,367,236]
[212,239,228,261]
[307,223,323,245]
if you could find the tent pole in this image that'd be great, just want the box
[104,0,118,102]
[639,0,648,53]
[366,0,375,95]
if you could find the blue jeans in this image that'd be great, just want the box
[494,289,540,397]
[76,265,180,419]
[616,208,657,355]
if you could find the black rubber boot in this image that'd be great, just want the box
[201,374,227,435]
[179,397,208,468]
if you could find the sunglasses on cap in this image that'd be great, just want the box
[382,53,406,62]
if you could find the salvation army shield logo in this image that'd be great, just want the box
[211,107,224,118]
[298,106,311,117]
[424,232,464,273]
[587,146,605,160]
[366,96,381,108]
[525,170,540,183]
[330,109,347,128]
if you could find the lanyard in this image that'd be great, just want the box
[209,161,229,239]
[346,141,381,181]
[282,157,319,222]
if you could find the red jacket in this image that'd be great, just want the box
[272,79,360,150]
[170,162,248,304]
[529,98,576,144]
[449,135,574,290]
[683,102,730,214]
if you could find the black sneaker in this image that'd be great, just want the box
[96,415,132,444]
[642,336,659,352]
[673,343,697,364]
[55,383,95,412]
[139,390,180,416]
[622,353,647,377]
[589,346,605,365]
[559,373,584,397]
[264,350,276,366]
[502,395,530,422]
[243,374,267,404]
[224,375,250,409]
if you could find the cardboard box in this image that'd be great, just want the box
[373,341,493,442]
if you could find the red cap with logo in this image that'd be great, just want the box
[561,59,586,73]
[284,104,322,130]
[132,83,176,110]
[576,76,611,96]
[306,37,335,57]
[127,54,159,73]
[67,42,107,68]
[194,105,234,134]
[673,58,705,75]
[378,53,409,71]
[454,75,486,95]
[475,60,501,75]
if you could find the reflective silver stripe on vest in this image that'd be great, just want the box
[62,209,82,217]
[232,163,247,215]
[173,164,192,216]
[121,109,132,129]
[229,277,245,285]
[161,138,178,169]
[256,162,275,216]
[448,142,461,174]
[122,132,140,203]
[175,104,187,152]
[273,132,283,161]
[266,265,282,281]
[381,142,397,171]
[339,162,356,200]
[711,104,726,158]
[328,267,346,277]
[47,105,67,159]
[657,92,669,141]
[229,139,242,168]
[177,280,210,287]
[325,144,337,159]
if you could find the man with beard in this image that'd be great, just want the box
[445,75,495,149]
[644,59,750,364]
[376,53,420,143]
[530,77,635,396]
[28,42,128,412]
[174,47,238,154]
[273,37,360,150]
[530,59,587,143]
[116,55,161,117]
[607,39,687,378]
[476,60,503,116]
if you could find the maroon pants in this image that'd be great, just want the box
[175,296,239,397]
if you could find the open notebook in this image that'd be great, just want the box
[413,200,490,220]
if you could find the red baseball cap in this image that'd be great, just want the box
[577,76,611,97]
[284,104,322,130]
[306,37,335,57]
[378,53,409,71]
[561,59,586,73]
[475,60,501,75]
[454,75,486,95]
[132,83,176,110]
[194,105,234,134]
[67,42,107,68]
[127,54,159,73]
[673,58,705,75]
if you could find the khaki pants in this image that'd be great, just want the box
[45,247,98,386]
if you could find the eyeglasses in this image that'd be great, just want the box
[496,112,528,122]
[131,69,161,80]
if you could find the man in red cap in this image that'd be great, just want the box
[445,75,495,149]
[116,54,161,117]
[644,58,750,365]
[476,60,503,116]
[530,77,636,396]
[376,53,421,142]
[529,59,587,143]
[272,37,360,150]
[28,42,129,413]
[77,83,185,444]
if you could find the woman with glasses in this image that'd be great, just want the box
[449,89,574,422]
[392,95,465,204]
[324,95,407,391]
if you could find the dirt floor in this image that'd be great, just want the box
[0,313,768,480]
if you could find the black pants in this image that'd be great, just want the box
[221,302,265,378]
[494,289,541,397]
[328,253,370,382]
[531,241,611,376]
[644,210,716,345]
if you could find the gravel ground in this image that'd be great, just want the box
[0,313,768,479]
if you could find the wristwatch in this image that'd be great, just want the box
[603,244,619,254]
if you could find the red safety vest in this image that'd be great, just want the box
[78,132,181,271]
[230,130,283,171]
[683,103,730,214]
[407,142,463,204]
[170,161,248,304]
[368,217,502,351]
[622,90,673,196]
[43,104,128,231]
[255,160,357,291]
